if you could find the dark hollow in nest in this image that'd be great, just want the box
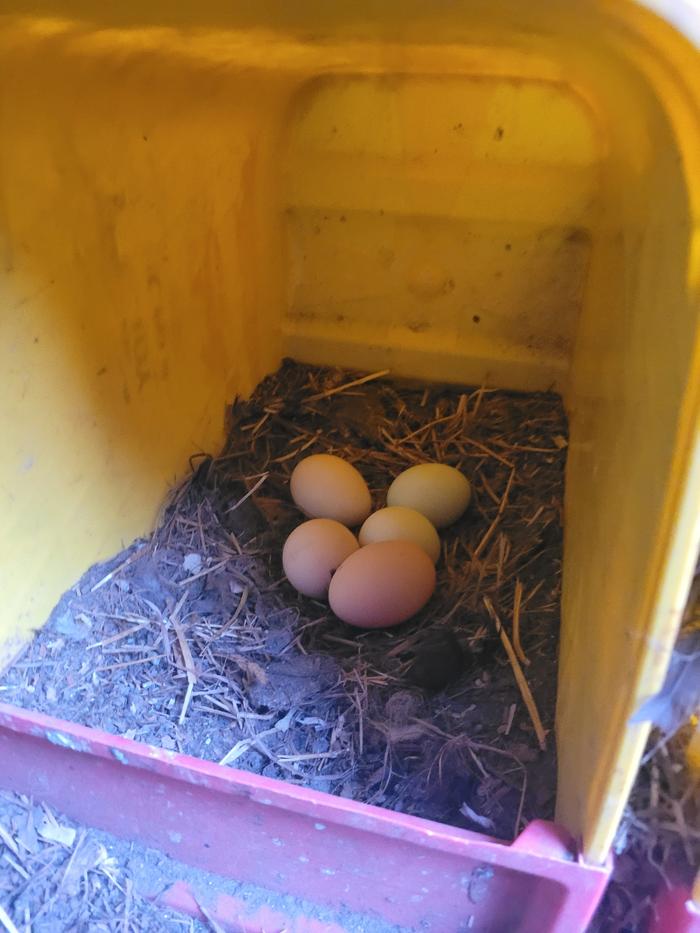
[0,360,568,841]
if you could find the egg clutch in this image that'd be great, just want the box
[282,454,471,629]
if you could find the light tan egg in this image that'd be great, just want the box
[359,506,441,564]
[290,454,372,527]
[282,519,359,599]
[328,540,436,629]
[387,463,471,529]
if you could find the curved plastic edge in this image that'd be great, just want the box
[0,701,610,932]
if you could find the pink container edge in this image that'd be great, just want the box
[650,886,700,933]
[0,701,611,931]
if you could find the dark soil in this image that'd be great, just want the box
[0,360,568,842]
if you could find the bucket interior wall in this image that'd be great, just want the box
[1,1,699,864]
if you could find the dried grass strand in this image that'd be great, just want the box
[305,369,390,402]
[484,596,547,751]
[512,580,530,667]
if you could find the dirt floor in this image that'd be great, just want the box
[0,790,408,933]
[0,361,567,843]
[0,790,205,932]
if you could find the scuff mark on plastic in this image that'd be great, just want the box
[45,730,89,752]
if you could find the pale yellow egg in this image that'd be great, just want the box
[359,506,441,563]
[387,463,471,529]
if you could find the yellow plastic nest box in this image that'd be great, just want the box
[1,0,699,864]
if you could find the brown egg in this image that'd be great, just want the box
[282,519,359,599]
[290,454,372,526]
[328,540,436,629]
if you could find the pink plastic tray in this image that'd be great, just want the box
[651,885,700,933]
[0,702,610,931]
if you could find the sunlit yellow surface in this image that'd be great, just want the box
[0,0,698,864]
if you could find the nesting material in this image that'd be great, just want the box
[590,575,700,933]
[0,361,568,840]
[589,722,700,933]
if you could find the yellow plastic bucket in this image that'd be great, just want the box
[1,0,699,865]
